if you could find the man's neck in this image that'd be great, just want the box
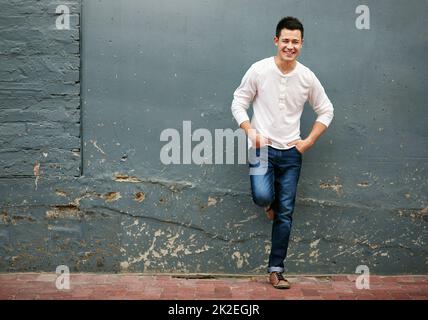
[274,56,297,75]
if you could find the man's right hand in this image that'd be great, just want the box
[249,131,271,148]
[240,121,271,148]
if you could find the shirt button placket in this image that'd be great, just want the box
[279,77,286,110]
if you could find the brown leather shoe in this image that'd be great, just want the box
[269,272,291,289]
[265,206,274,220]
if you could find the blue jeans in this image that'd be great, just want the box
[249,145,302,273]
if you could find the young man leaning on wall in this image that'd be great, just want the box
[231,16,334,289]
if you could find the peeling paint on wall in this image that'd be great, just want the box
[103,192,121,202]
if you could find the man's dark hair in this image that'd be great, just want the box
[276,16,304,39]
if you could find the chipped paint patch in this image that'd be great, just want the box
[357,182,370,187]
[1,210,10,224]
[70,191,102,207]
[121,225,213,272]
[310,239,321,249]
[134,192,145,202]
[103,192,121,202]
[264,242,271,254]
[90,139,106,154]
[46,205,81,219]
[309,249,320,259]
[194,245,210,254]
[113,173,142,183]
[171,244,185,257]
[72,149,80,157]
[55,190,68,197]
[1,211,36,225]
[232,251,250,269]
[320,177,343,196]
[120,261,129,271]
[33,160,40,190]
[167,233,180,247]
[207,196,217,207]
[126,229,164,270]
[238,214,258,223]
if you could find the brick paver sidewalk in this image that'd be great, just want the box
[0,273,427,300]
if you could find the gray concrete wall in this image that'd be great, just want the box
[0,0,427,274]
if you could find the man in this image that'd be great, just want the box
[231,16,334,289]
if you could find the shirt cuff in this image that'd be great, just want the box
[233,111,250,127]
[315,114,333,128]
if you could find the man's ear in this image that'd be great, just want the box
[274,37,278,46]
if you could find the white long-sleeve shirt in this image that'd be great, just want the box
[231,57,334,149]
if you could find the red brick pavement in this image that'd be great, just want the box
[0,273,427,300]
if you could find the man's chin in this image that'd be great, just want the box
[280,56,296,62]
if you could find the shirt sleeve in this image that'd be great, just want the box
[308,71,334,127]
[231,65,258,126]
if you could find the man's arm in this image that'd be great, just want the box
[231,66,256,126]
[288,72,334,153]
[231,65,271,148]
[287,121,327,153]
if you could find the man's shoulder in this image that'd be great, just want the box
[296,61,315,77]
[251,57,273,68]
[249,57,274,73]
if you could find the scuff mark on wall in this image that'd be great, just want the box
[238,214,258,223]
[112,173,195,193]
[113,173,142,183]
[134,191,145,202]
[120,261,129,271]
[357,182,370,187]
[319,177,343,196]
[1,210,36,225]
[103,191,121,202]
[309,249,320,259]
[33,160,40,190]
[55,190,68,197]
[46,204,81,219]
[90,139,106,155]
[120,220,214,272]
[310,239,321,249]
[1,210,9,224]
[71,191,103,206]
[207,196,217,207]
[232,251,250,269]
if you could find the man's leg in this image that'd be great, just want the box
[268,147,302,274]
[249,147,275,209]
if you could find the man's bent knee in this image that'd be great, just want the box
[252,192,274,207]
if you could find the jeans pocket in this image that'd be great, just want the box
[293,146,302,156]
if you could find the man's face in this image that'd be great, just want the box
[274,28,303,62]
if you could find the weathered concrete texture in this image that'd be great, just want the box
[0,0,81,177]
[0,174,426,274]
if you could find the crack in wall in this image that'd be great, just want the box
[112,173,195,192]
[85,205,265,243]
